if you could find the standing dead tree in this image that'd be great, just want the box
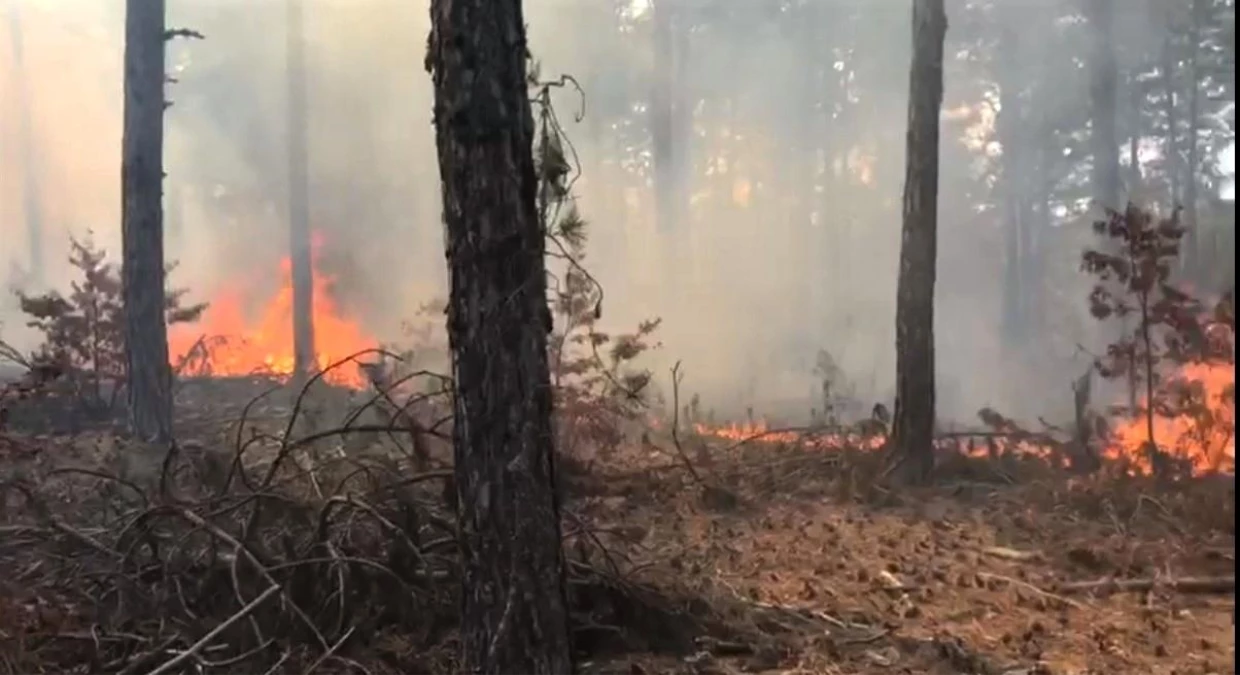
[890,0,948,484]
[425,0,574,672]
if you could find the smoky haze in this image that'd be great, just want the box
[0,0,1220,426]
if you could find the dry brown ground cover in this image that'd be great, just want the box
[0,384,1233,675]
[578,442,1235,675]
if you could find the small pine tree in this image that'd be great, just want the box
[1082,204,1234,475]
[531,66,660,458]
[14,235,205,412]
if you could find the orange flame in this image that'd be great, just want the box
[691,362,1235,477]
[1104,362,1235,475]
[168,236,377,388]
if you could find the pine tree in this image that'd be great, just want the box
[425,0,574,671]
[891,0,948,483]
[121,0,173,442]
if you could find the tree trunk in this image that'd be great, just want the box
[891,0,947,484]
[1160,27,1179,210]
[286,0,316,382]
[996,31,1030,351]
[425,0,573,671]
[1182,0,1203,274]
[651,0,687,236]
[122,0,173,443]
[6,0,44,285]
[1086,0,1121,212]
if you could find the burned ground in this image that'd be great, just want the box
[0,377,1234,675]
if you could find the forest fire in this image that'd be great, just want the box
[691,361,1236,478]
[168,239,377,388]
[1104,362,1236,475]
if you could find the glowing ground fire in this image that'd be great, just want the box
[168,236,377,388]
[693,361,1235,478]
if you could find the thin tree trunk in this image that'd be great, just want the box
[1161,29,1179,210]
[651,0,686,236]
[997,40,1027,350]
[425,0,573,671]
[6,0,43,285]
[286,0,316,382]
[1182,0,1203,273]
[891,0,947,484]
[122,0,173,443]
[1086,0,1121,212]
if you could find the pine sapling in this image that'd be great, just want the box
[1081,204,1231,475]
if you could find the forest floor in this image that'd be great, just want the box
[573,440,1235,675]
[0,379,1234,675]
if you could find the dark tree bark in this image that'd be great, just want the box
[891,0,947,484]
[1085,0,1121,211]
[425,0,573,672]
[286,0,316,382]
[6,0,44,284]
[122,0,173,442]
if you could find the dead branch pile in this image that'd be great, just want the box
[0,360,732,675]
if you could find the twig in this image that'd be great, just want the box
[142,585,280,675]
[303,626,357,675]
[981,546,1043,562]
[1057,575,1235,595]
[668,361,705,485]
[976,572,1086,610]
[175,507,329,651]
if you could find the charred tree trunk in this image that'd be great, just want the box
[122,0,173,442]
[425,0,573,671]
[891,0,947,484]
[286,0,316,382]
[6,0,43,284]
[1086,0,1121,212]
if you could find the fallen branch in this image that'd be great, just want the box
[981,546,1043,562]
[1056,575,1235,595]
[976,572,1086,610]
[143,584,281,675]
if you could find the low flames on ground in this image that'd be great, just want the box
[693,361,1235,477]
[161,237,1233,477]
[168,236,377,388]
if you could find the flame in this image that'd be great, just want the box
[1104,362,1235,476]
[691,361,1235,478]
[168,235,377,388]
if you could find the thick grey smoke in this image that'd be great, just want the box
[1,0,1233,425]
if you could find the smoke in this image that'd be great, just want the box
[1,0,1230,425]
